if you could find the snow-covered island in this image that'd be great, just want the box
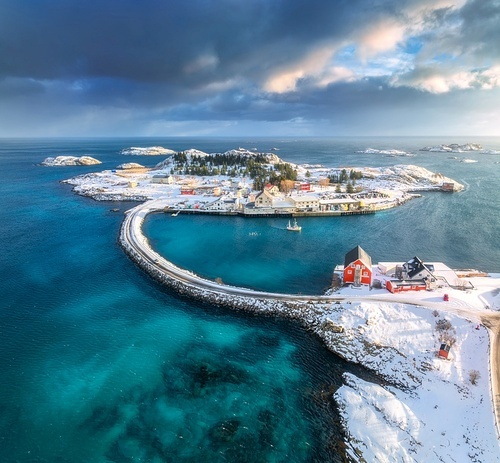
[63,147,463,213]
[41,155,101,166]
[120,146,177,156]
[420,143,482,152]
[357,148,415,157]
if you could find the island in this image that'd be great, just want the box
[42,155,102,166]
[420,143,482,152]
[63,147,463,213]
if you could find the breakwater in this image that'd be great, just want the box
[118,200,445,390]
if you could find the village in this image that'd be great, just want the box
[62,147,464,215]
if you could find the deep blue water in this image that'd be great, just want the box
[0,137,499,462]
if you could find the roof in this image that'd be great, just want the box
[404,256,431,278]
[344,245,372,268]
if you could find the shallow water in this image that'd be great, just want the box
[1,137,498,462]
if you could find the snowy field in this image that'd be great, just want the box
[317,275,500,462]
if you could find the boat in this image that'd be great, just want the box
[287,218,301,232]
[171,210,180,217]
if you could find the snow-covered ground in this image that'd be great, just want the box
[317,277,500,462]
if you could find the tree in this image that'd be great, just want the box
[469,370,480,385]
[305,170,311,178]
[335,183,341,193]
[318,178,330,188]
[280,179,295,194]
[346,181,354,194]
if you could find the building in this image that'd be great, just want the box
[203,197,237,212]
[254,188,275,207]
[386,279,428,293]
[399,256,436,282]
[289,194,319,211]
[264,183,279,195]
[296,182,311,191]
[343,245,372,286]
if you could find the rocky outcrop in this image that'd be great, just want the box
[121,146,176,156]
[420,143,482,152]
[41,155,101,166]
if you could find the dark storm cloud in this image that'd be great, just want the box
[1,0,346,82]
[0,0,499,135]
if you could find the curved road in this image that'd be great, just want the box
[121,199,500,439]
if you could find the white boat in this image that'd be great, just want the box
[171,210,180,217]
[287,218,301,232]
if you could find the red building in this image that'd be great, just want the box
[343,245,372,286]
[297,183,311,191]
[386,279,427,293]
[438,343,451,359]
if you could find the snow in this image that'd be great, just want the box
[420,143,483,153]
[330,299,499,462]
[120,146,176,156]
[358,148,415,157]
[41,155,101,166]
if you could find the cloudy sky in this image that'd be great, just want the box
[1,0,499,137]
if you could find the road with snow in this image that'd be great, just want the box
[121,199,500,438]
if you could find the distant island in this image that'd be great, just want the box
[63,146,463,216]
[42,155,101,166]
[120,146,177,156]
[420,143,482,152]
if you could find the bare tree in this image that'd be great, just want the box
[469,370,480,385]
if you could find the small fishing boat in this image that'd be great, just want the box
[287,218,301,232]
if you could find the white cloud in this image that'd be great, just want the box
[263,45,338,93]
[356,20,407,60]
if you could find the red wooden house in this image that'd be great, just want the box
[343,245,372,286]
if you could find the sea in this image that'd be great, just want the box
[1,137,499,462]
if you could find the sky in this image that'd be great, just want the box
[1,0,499,137]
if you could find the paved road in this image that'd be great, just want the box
[121,199,500,439]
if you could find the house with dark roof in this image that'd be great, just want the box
[401,256,436,281]
[343,245,372,286]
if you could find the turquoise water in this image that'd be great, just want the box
[146,138,500,294]
[1,137,498,462]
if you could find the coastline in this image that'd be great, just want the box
[120,199,500,461]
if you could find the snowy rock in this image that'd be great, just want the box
[120,146,176,156]
[41,155,101,166]
[420,143,482,152]
[117,162,145,169]
[358,148,415,157]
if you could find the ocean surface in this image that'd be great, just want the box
[1,137,499,462]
